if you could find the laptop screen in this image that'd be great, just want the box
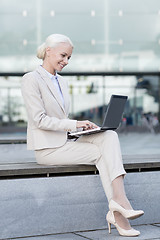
[102,95,128,129]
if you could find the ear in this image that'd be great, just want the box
[45,47,51,57]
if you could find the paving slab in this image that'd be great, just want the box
[0,143,34,163]
[6,224,160,240]
[153,223,160,227]
[119,133,160,155]
[76,224,160,240]
[9,232,87,240]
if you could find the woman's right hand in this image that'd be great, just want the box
[76,120,99,130]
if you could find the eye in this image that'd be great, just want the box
[61,53,71,60]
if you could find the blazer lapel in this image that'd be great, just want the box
[36,66,66,114]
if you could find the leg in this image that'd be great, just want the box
[35,139,115,200]
[112,175,133,230]
[110,174,144,232]
[78,130,126,201]
[79,131,135,210]
[112,175,132,210]
[35,140,101,166]
[78,131,136,230]
[35,131,142,235]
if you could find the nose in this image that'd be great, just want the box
[64,56,68,65]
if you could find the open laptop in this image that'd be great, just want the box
[68,94,128,137]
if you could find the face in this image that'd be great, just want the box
[45,42,73,74]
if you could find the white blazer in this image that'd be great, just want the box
[21,66,77,150]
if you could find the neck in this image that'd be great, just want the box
[42,62,56,75]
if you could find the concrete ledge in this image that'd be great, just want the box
[0,154,160,178]
[0,171,159,239]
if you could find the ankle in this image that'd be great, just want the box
[112,197,133,210]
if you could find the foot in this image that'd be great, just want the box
[106,211,140,237]
[109,198,144,220]
[114,211,131,230]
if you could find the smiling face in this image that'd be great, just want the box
[43,42,73,75]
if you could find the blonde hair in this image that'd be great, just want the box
[37,34,73,60]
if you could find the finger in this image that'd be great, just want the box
[89,122,98,128]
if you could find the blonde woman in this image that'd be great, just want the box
[21,34,144,237]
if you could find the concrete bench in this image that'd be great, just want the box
[0,142,159,239]
[0,138,159,178]
[0,154,160,178]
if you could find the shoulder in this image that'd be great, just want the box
[22,69,38,81]
[21,69,40,90]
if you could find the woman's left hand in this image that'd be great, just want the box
[76,120,99,130]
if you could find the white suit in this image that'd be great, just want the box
[21,66,126,201]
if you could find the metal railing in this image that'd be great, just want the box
[0,71,160,77]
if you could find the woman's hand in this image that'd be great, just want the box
[76,120,99,130]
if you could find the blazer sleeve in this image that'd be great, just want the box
[21,72,77,132]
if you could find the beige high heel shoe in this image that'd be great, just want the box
[109,199,144,220]
[106,211,140,237]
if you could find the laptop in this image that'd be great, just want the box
[68,94,128,137]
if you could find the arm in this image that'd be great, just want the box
[21,73,77,132]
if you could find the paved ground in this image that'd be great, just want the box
[5,224,160,240]
[0,133,160,163]
[119,132,160,155]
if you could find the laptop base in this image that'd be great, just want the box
[68,127,116,137]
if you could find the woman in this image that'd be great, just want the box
[21,34,144,237]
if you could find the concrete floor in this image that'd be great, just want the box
[7,224,160,240]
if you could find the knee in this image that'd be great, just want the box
[106,130,118,137]
[104,130,119,142]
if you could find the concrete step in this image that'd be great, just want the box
[0,171,159,239]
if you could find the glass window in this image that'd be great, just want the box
[0,0,160,72]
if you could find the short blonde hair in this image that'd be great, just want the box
[37,34,73,60]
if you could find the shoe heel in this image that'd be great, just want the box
[108,222,111,234]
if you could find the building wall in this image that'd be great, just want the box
[0,0,160,72]
[0,0,160,126]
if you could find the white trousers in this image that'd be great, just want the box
[35,130,126,201]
